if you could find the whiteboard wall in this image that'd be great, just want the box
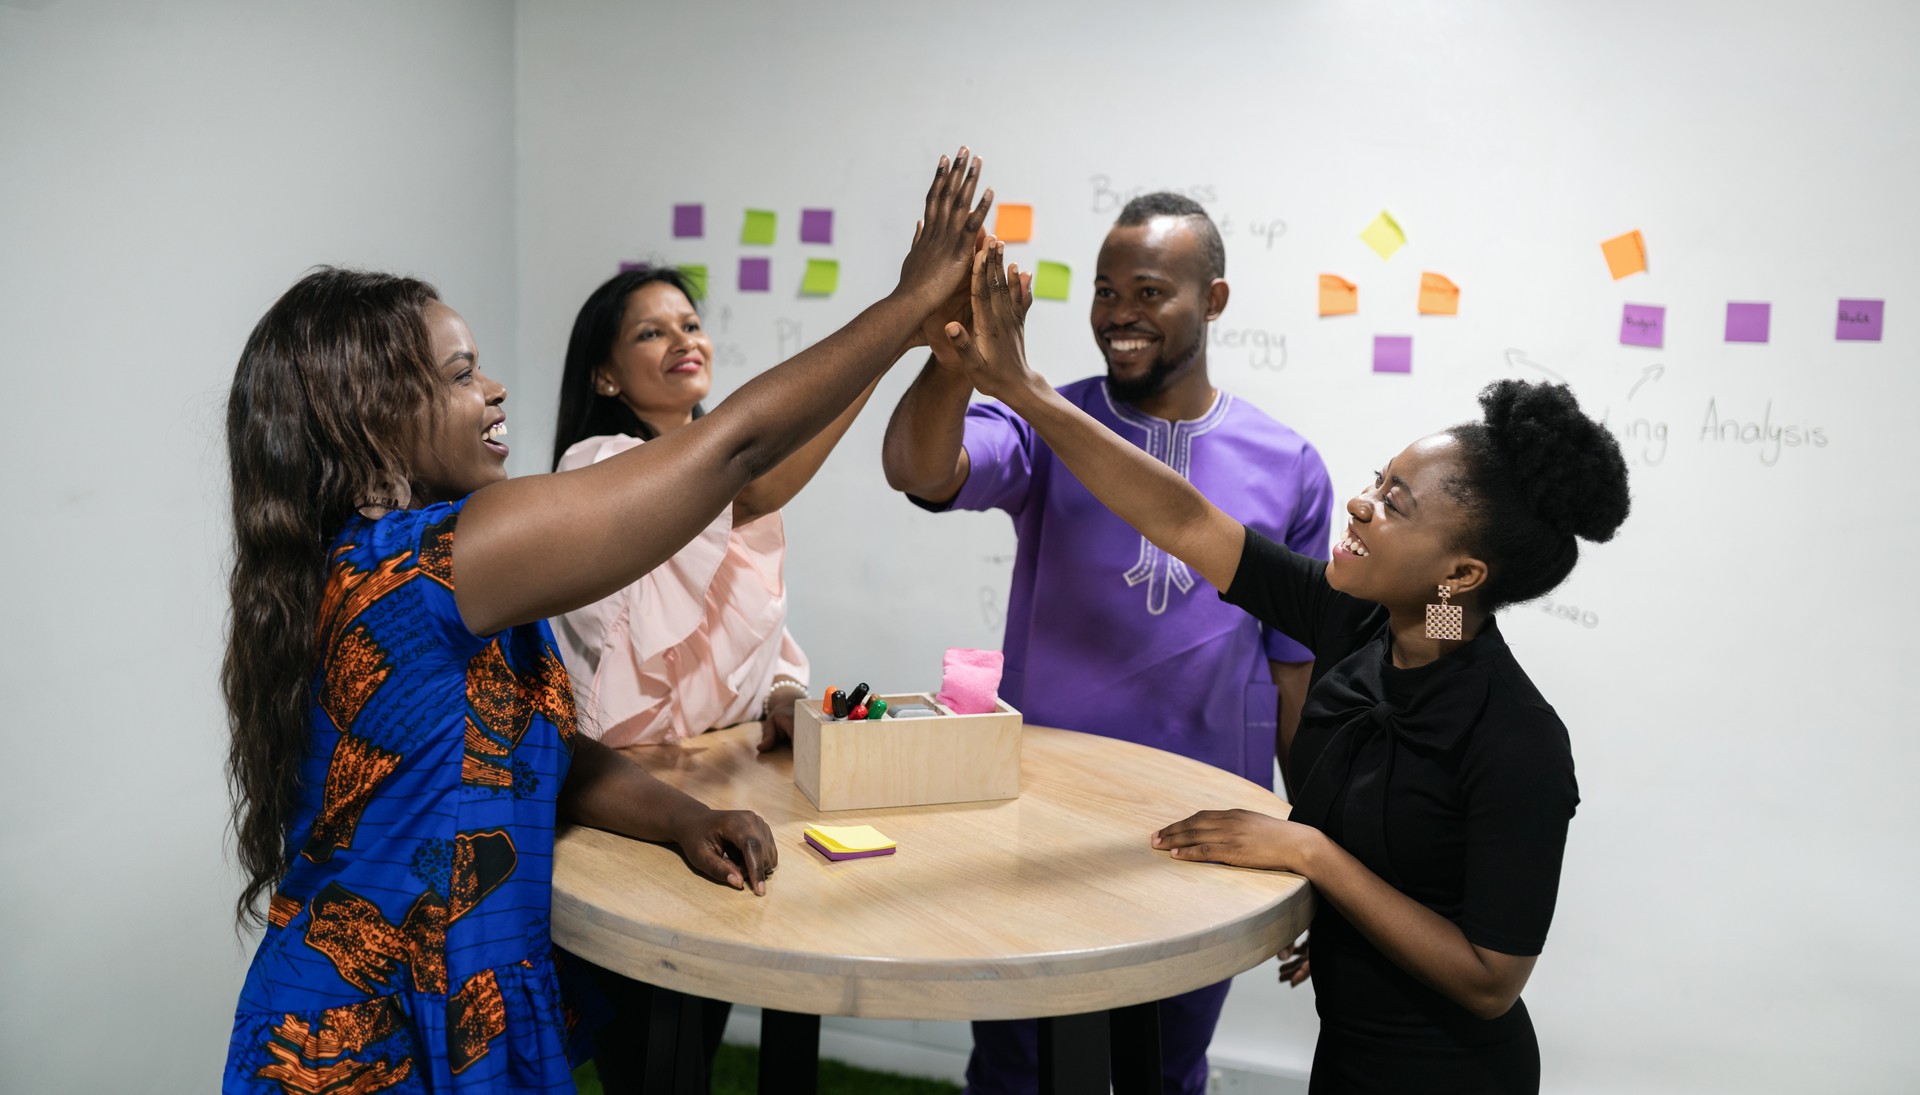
[515,2,1919,1090]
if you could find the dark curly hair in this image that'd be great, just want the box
[1115,192,1225,283]
[223,267,443,927]
[1444,380,1630,612]
[551,266,706,470]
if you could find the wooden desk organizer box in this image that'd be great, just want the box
[791,692,1023,811]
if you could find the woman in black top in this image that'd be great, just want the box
[930,243,1630,1093]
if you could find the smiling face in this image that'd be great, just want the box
[408,300,509,505]
[594,281,712,433]
[1327,433,1488,611]
[1090,217,1227,403]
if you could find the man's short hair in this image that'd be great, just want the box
[1114,192,1225,283]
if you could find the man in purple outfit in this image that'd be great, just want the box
[882,193,1334,1095]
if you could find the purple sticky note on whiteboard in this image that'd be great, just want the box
[1836,298,1884,341]
[1372,335,1411,374]
[738,257,770,292]
[672,203,703,238]
[1621,304,1665,348]
[618,261,650,273]
[1725,302,1770,343]
[800,208,834,244]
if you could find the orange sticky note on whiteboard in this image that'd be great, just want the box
[994,204,1033,242]
[1318,274,1358,316]
[1417,272,1459,315]
[1601,230,1647,280]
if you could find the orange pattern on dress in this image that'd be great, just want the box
[463,640,532,788]
[302,733,403,865]
[525,645,580,747]
[254,999,413,1094]
[448,829,518,921]
[447,969,509,1075]
[416,510,458,591]
[460,717,513,788]
[319,625,391,736]
[268,893,303,929]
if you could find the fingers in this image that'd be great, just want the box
[1009,265,1031,317]
[757,721,778,753]
[685,840,746,892]
[952,150,981,218]
[964,185,994,236]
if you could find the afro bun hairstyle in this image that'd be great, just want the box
[1445,380,1631,612]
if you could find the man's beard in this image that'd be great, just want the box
[1105,336,1201,404]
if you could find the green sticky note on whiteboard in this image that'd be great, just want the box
[801,258,839,296]
[1033,261,1071,301]
[679,264,708,300]
[741,209,777,245]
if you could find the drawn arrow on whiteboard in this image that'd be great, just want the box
[1504,348,1567,384]
[1628,363,1664,400]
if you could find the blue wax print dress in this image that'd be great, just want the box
[225,500,591,1093]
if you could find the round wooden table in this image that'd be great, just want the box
[552,723,1312,1093]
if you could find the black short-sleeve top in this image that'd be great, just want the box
[1222,527,1579,1043]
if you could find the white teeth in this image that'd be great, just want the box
[1109,338,1150,352]
[484,422,507,441]
[1340,535,1369,557]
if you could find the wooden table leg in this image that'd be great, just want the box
[1038,1011,1111,1095]
[642,986,708,1095]
[757,1009,821,1094]
[1107,1001,1162,1095]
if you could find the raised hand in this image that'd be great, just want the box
[895,146,994,312]
[931,239,1037,397]
[672,807,777,895]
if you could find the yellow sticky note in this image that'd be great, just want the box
[1318,274,1358,316]
[800,258,839,296]
[1417,272,1459,316]
[994,204,1033,243]
[1359,210,1406,261]
[1033,260,1071,301]
[1601,230,1647,280]
[806,825,896,852]
[741,209,777,245]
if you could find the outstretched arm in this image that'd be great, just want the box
[732,374,882,526]
[453,149,994,635]
[933,240,1246,591]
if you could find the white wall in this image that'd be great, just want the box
[0,2,516,1089]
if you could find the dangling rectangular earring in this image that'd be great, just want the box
[1425,584,1463,641]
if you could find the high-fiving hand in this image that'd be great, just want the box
[896,146,995,312]
[930,239,1037,401]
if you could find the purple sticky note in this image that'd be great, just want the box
[1620,304,1665,348]
[617,261,650,273]
[1372,335,1412,374]
[672,203,703,239]
[738,256,770,292]
[1725,302,1770,343]
[800,208,834,244]
[1836,298,1884,341]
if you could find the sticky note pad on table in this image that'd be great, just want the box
[801,258,839,296]
[1621,303,1664,348]
[1033,260,1071,301]
[1836,298,1884,341]
[1725,301,1770,343]
[994,204,1033,242]
[1318,275,1357,316]
[673,203,703,239]
[805,825,897,861]
[1359,211,1405,260]
[1601,230,1647,280]
[741,209,777,245]
[800,208,833,244]
[679,264,708,301]
[1373,335,1411,374]
[739,257,770,293]
[1418,272,1459,316]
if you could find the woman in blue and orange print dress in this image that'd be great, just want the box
[220,149,997,1093]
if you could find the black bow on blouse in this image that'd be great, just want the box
[1286,621,1501,888]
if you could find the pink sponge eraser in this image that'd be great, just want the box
[936,647,1003,715]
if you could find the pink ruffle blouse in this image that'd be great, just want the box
[552,434,809,746]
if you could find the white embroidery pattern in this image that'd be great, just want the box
[1103,385,1234,616]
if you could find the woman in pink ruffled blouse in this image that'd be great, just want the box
[549,267,874,754]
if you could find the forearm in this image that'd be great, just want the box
[735,375,882,524]
[881,354,974,499]
[1301,831,1532,1019]
[559,734,713,843]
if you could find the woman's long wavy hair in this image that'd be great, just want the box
[550,266,705,470]
[223,267,442,928]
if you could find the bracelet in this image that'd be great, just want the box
[764,678,809,717]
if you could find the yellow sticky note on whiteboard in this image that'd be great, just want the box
[1601,230,1647,280]
[1359,211,1406,260]
[1417,272,1459,315]
[1318,274,1358,316]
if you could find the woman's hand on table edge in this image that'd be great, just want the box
[1150,808,1323,874]
[670,806,778,896]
